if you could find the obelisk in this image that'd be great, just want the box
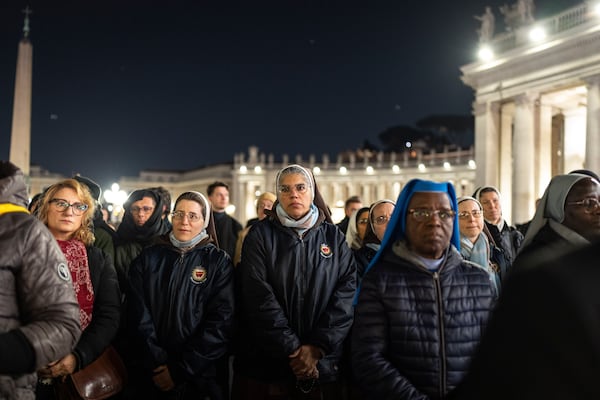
[9,7,33,176]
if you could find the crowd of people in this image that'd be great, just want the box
[1,158,599,400]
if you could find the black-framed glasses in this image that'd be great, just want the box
[130,206,154,214]
[566,198,600,213]
[408,208,456,222]
[278,183,308,195]
[49,199,89,215]
[458,210,483,219]
[373,215,390,226]
[171,210,202,222]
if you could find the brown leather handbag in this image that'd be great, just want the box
[55,346,127,400]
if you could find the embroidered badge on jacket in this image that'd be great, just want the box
[320,243,332,258]
[191,267,208,284]
[57,262,71,281]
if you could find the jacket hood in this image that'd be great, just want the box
[0,167,29,207]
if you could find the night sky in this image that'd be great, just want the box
[0,0,581,190]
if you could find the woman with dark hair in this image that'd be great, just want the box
[127,191,234,399]
[35,178,121,399]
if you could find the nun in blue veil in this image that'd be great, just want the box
[351,179,496,400]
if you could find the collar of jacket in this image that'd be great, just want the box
[0,203,30,216]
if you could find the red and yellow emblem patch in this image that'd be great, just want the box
[190,267,207,284]
[320,243,332,258]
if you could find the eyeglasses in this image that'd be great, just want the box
[49,199,89,215]
[357,218,369,225]
[373,215,390,226]
[130,206,154,214]
[278,183,308,195]
[172,210,202,222]
[566,198,600,213]
[458,210,483,219]
[408,209,456,222]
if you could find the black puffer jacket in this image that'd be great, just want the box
[352,242,495,400]
[128,238,234,386]
[234,212,356,383]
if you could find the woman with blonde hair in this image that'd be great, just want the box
[35,179,121,399]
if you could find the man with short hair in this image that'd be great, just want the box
[336,195,363,234]
[0,161,81,398]
[207,181,242,258]
[473,186,523,275]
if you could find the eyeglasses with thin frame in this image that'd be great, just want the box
[408,208,456,222]
[278,183,308,195]
[357,218,369,225]
[49,199,89,216]
[131,206,154,214]
[372,215,390,226]
[171,210,202,222]
[458,210,483,219]
[566,198,600,213]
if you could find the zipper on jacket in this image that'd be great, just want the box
[433,272,447,396]
[298,238,306,337]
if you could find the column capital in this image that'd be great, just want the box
[582,74,600,87]
[472,101,500,116]
[514,91,539,106]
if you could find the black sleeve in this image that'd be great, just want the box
[0,330,35,374]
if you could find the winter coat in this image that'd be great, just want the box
[234,213,356,383]
[0,170,81,400]
[352,242,495,400]
[127,238,234,391]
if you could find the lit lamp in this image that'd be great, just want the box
[103,183,128,225]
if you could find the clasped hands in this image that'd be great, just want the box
[289,344,321,380]
[153,365,175,391]
[37,353,77,380]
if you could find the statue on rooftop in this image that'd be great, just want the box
[474,6,495,43]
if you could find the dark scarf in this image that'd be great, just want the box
[116,190,170,244]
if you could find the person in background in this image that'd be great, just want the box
[514,173,600,264]
[352,179,495,399]
[336,195,363,235]
[473,186,523,281]
[233,164,356,400]
[28,191,43,214]
[35,178,121,399]
[353,200,395,278]
[128,191,234,399]
[73,174,118,261]
[457,196,500,292]
[450,241,600,400]
[149,186,173,230]
[345,206,370,251]
[0,161,81,399]
[233,191,276,266]
[207,181,242,259]
[114,189,170,292]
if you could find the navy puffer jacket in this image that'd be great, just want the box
[352,241,495,400]
[234,211,356,383]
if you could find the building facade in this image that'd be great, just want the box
[462,1,600,224]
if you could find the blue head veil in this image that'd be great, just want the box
[360,178,461,280]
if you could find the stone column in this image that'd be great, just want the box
[584,75,600,174]
[563,107,587,173]
[537,97,554,197]
[473,101,501,188]
[499,102,514,223]
[512,93,537,225]
[9,39,33,176]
